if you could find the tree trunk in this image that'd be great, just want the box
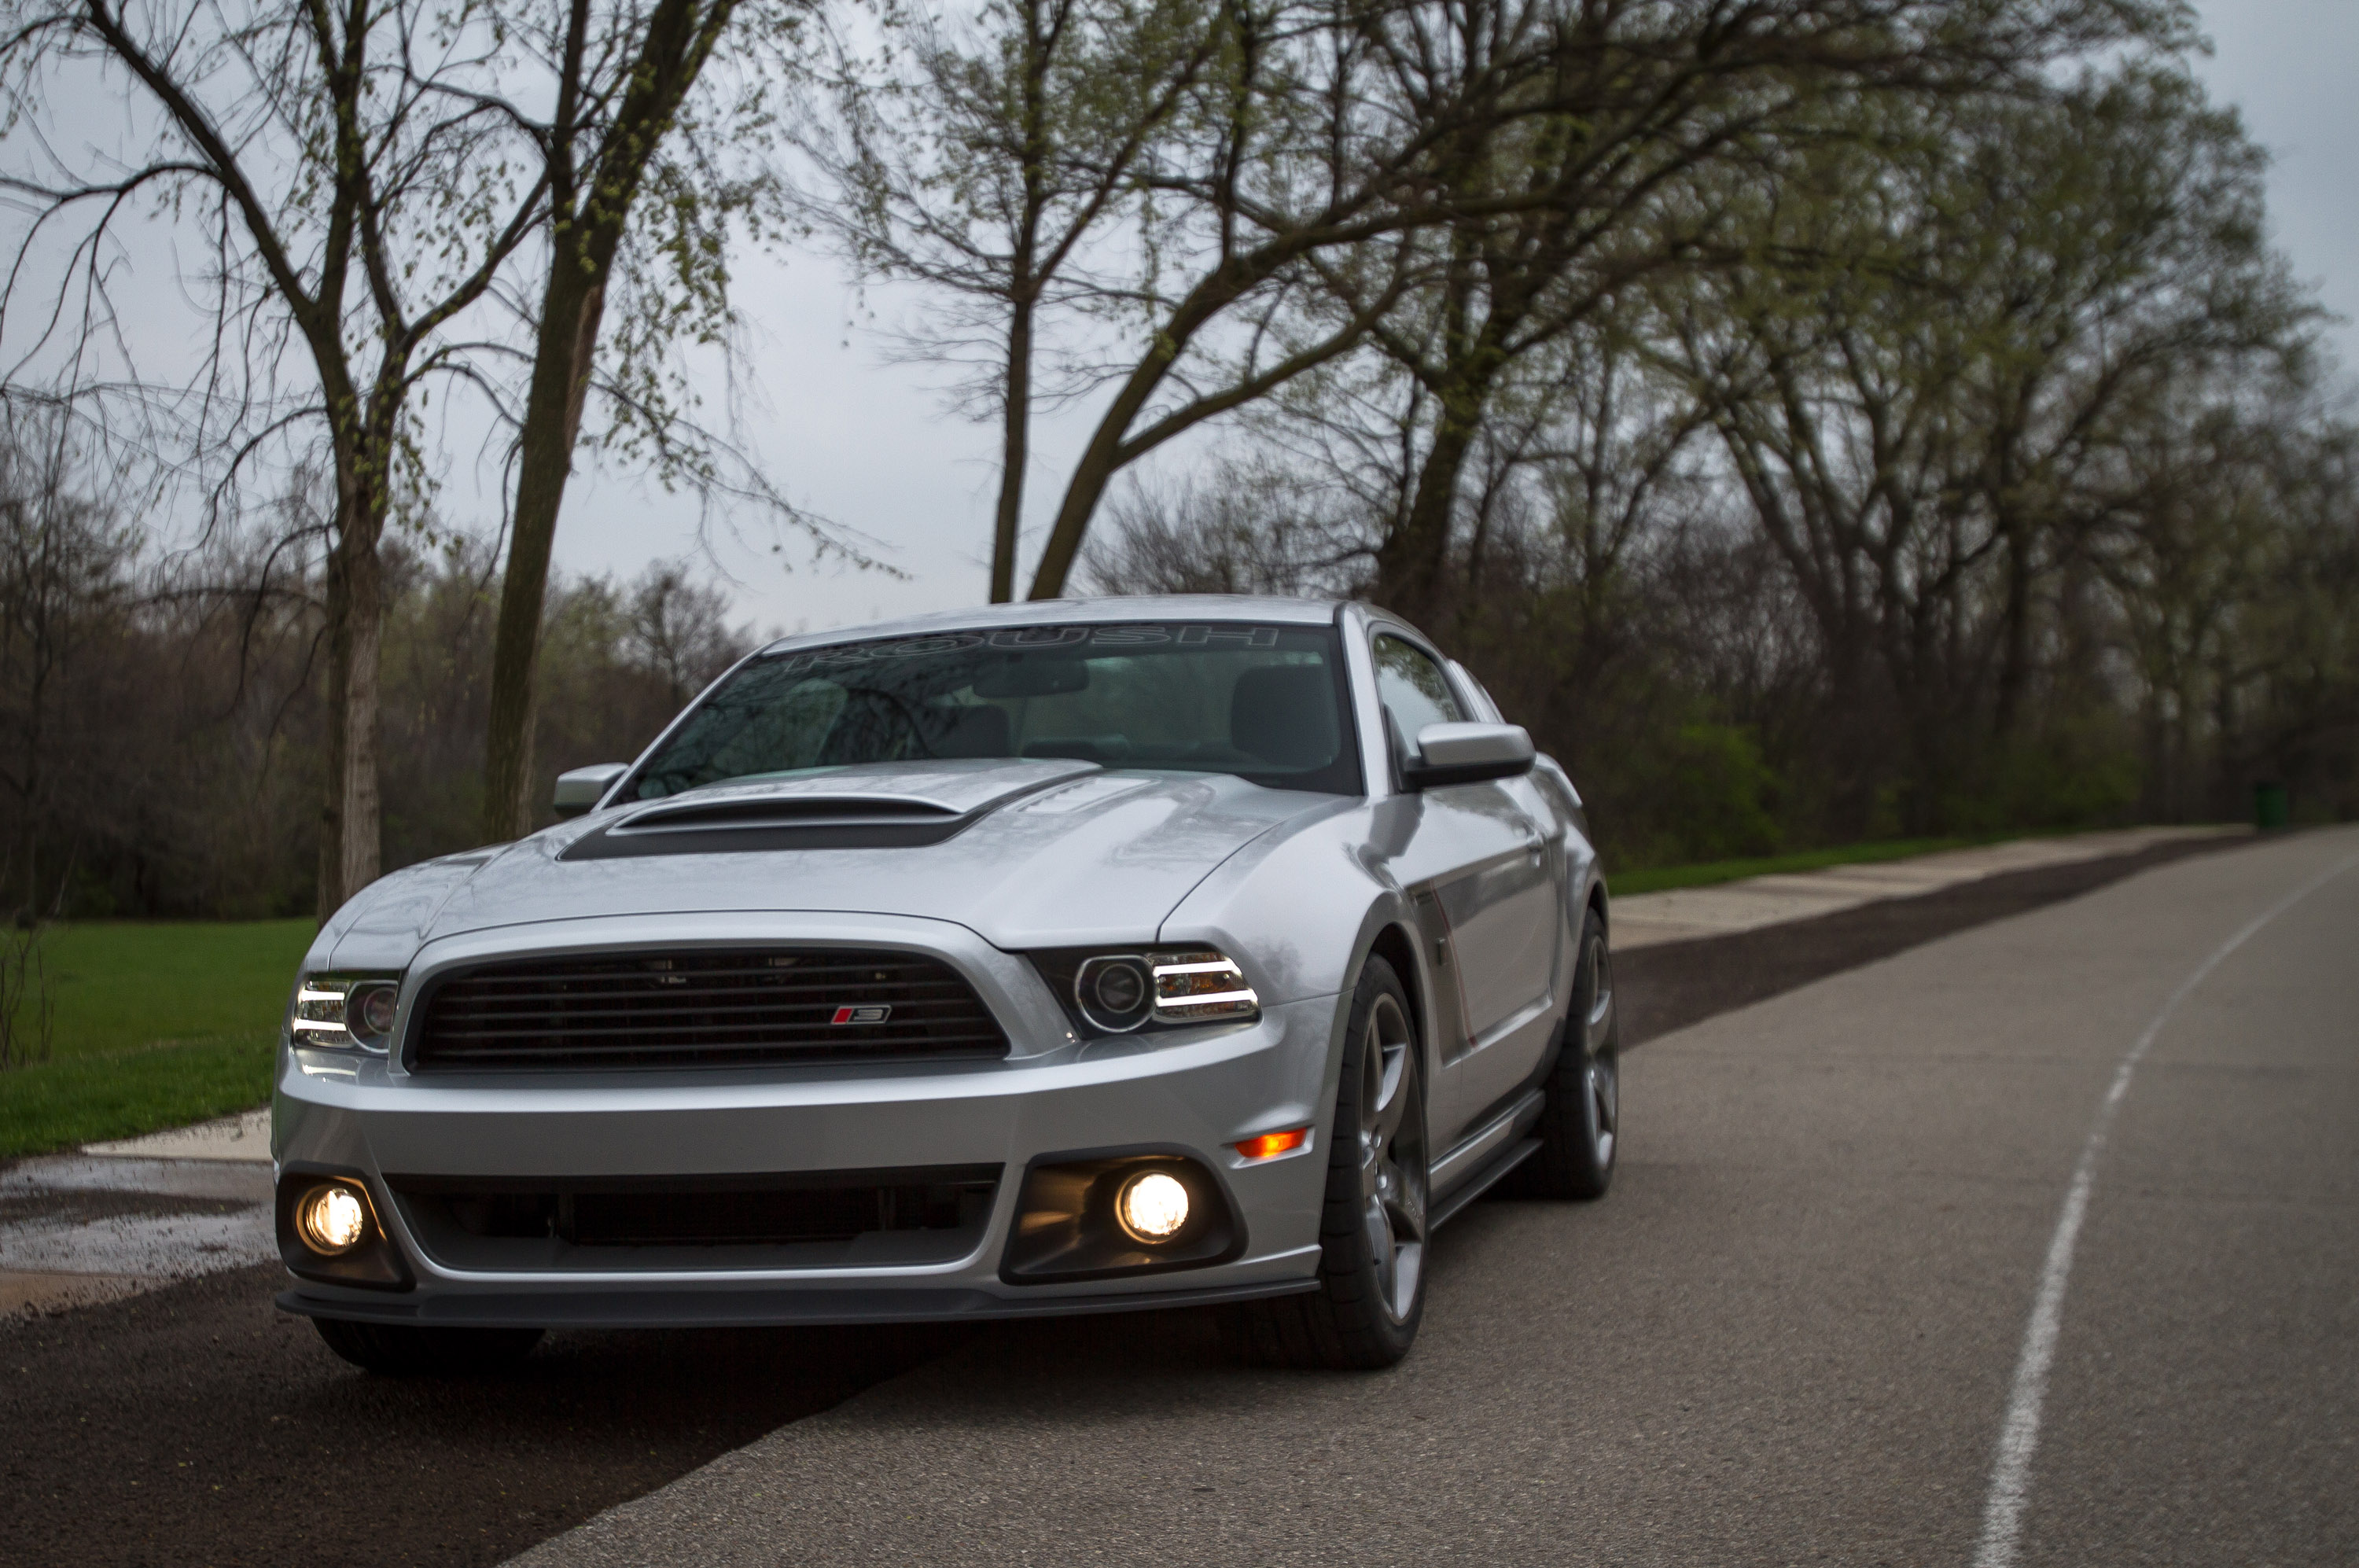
[315,473,388,920]
[1374,259,1510,629]
[1026,255,1272,599]
[989,298,1034,603]
[481,263,607,844]
[1025,313,1195,599]
[340,527,384,900]
[1993,517,2035,742]
[1378,404,1479,628]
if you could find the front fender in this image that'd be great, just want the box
[1159,800,1446,1165]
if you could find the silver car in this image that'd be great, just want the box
[274,595,1618,1372]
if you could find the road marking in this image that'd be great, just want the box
[1971,846,2359,1568]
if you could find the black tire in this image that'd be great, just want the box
[1227,955,1430,1370]
[1515,911,1619,1200]
[312,1316,543,1376]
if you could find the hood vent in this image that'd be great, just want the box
[556,760,1099,860]
[616,796,962,831]
[562,796,973,859]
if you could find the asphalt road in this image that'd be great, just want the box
[2,827,2342,1568]
[507,826,2358,1567]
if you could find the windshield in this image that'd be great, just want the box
[630,621,1363,799]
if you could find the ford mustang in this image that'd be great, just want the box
[274,595,1618,1372]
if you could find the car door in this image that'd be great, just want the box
[1366,631,1562,1153]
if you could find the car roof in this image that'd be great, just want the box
[755,594,1351,657]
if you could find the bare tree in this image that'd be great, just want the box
[0,0,554,913]
[1082,457,1371,594]
[1019,0,2193,602]
[799,0,1224,602]
[0,400,134,916]
[624,556,745,704]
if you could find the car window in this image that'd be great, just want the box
[631,622,1364,798]
[1371,634,1465,753]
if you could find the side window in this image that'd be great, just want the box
[1372,634,1465,755]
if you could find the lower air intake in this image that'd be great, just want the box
[385,1166,1003,1272]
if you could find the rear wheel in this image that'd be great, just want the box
[1515,913,1618,1199]
[312,1317,543,1376]
[1227,955,1428,1369]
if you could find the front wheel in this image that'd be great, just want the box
[1227,955,1429,1370]
[1515,913,1618,1199]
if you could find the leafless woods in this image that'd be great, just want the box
[0,0,2352,916]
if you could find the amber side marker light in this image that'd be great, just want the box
[1235,1128,1309,1161]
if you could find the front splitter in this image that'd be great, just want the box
[276,1274,1317,1329]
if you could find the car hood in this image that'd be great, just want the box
[327,760,1334,964]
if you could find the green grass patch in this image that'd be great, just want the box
[0,1036,276,1159]
[2,918,312,1159]
[1606,836,1989,896]
[41,918,315,1059]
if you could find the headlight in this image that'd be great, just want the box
[1075,955,1154,1032]
[290,975,403,1051]
[1032,947,1260,1037]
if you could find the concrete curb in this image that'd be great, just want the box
[1609,826,2247,949]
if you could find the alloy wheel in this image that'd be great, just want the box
[1357,992,1427,1323]
[1584,940,1619,1167]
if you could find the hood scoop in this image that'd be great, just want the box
[615,796,964,832]
[558,759,1097,861]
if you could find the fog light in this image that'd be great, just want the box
[1114,1171,1190,1243]
[297,1183,370,1256]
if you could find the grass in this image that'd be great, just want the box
[1606,834,2004,896]
[1,918,314,1160]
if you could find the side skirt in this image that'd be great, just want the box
[1428,1136,1542,1231]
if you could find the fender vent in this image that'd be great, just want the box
[410,948,1008,1072]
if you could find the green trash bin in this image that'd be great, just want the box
[2254,780,2289,830]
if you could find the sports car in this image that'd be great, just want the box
[274,595,1618,1371]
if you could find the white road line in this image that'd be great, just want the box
[1971,847,2359,1568]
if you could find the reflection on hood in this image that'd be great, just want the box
[331,760,1338,963]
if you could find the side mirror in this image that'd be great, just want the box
[552,763,629,819]
[1401,722,1535,790]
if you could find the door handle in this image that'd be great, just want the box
[1520,831,1545,863]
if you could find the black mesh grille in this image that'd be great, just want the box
[410,948,1008,1072]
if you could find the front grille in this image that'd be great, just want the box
[409,948,1008,1072]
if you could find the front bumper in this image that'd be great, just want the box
[274,912,1340,1327]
